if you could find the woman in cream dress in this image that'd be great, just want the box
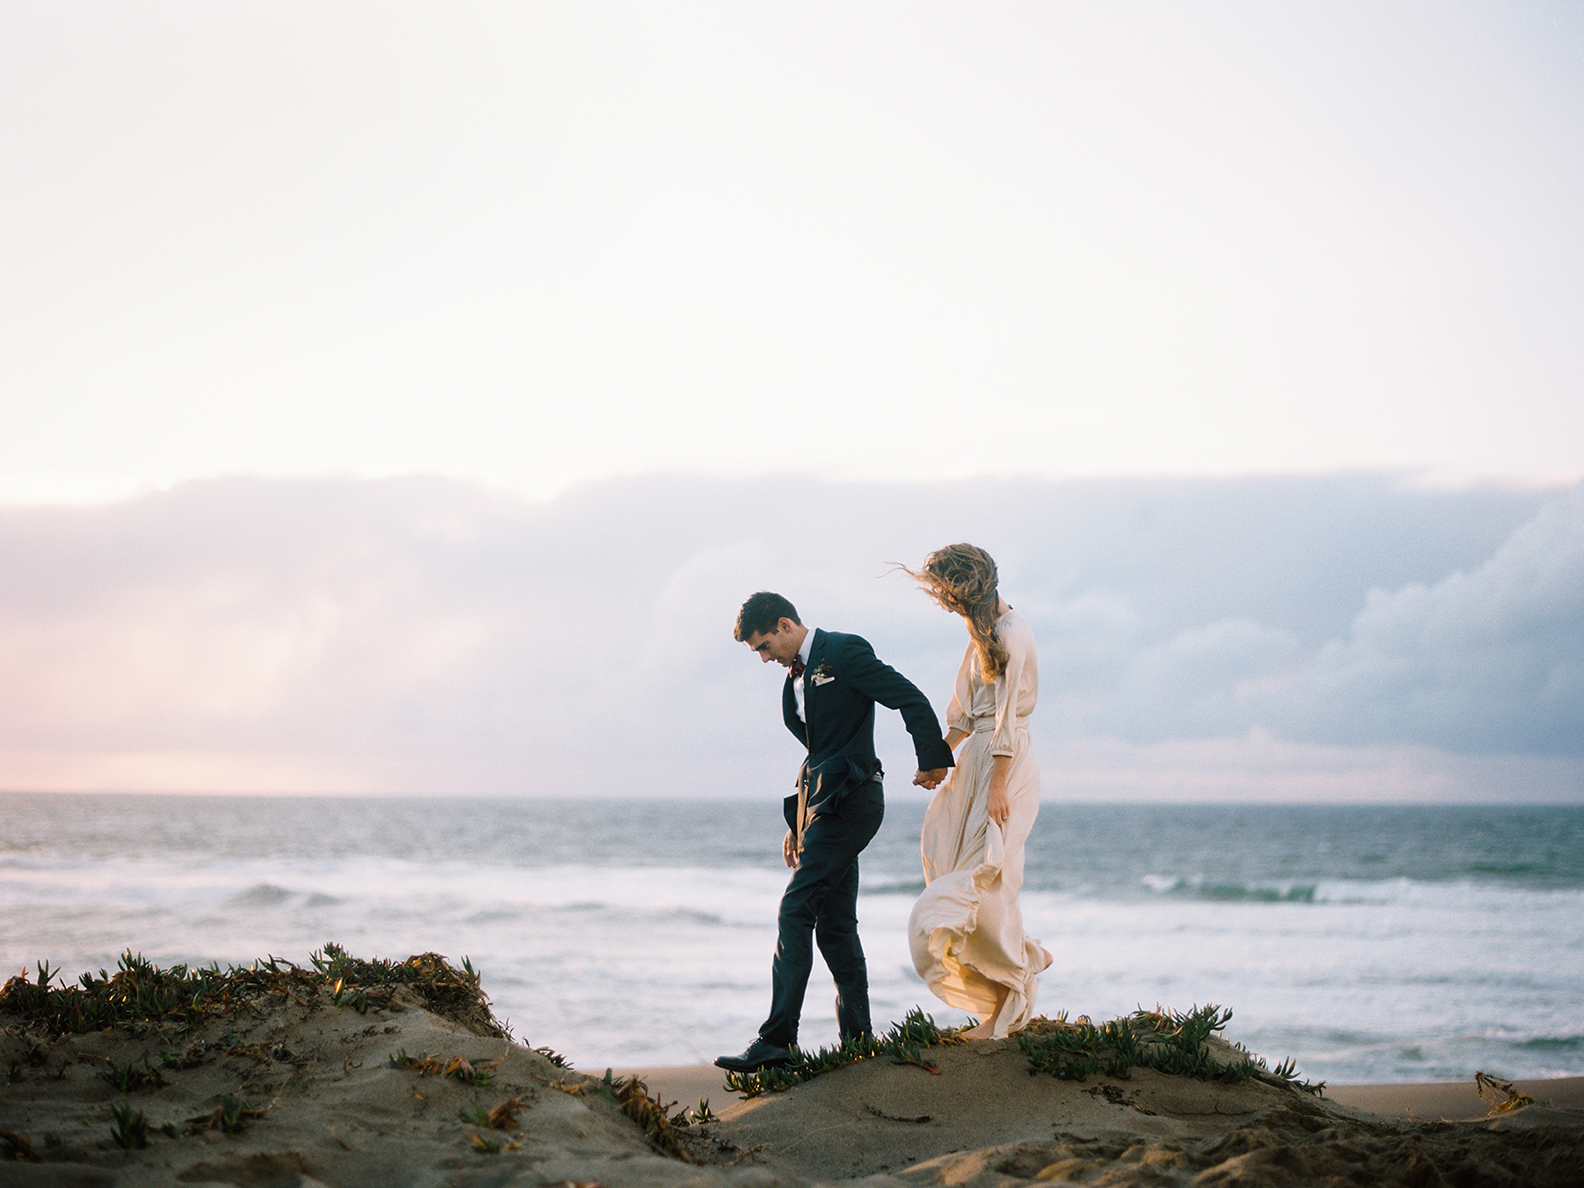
[907,543,1049,1039]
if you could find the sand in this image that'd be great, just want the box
[630,1062,1584,1123]
[3,987,1582,1188]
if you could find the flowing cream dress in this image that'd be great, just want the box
[909,608,1044,1036]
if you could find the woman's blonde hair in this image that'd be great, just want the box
[909,542,1008,681]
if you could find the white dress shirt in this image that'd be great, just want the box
[792,626,816,721]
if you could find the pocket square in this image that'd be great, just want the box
[812,673,835,686]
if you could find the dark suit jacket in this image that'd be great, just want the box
[781,628,954,826]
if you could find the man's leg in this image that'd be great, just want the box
[760,778,884,1048]
[815,780,884,1041]
[816,855,871,1041]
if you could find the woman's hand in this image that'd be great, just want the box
[986,756,1012,827]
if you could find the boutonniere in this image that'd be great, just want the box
[810,662,836,686]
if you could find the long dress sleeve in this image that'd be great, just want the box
[988,613,1037,758]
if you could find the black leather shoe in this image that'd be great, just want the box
[714,1038,794,1072]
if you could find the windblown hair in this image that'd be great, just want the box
[909,543,1008,681]
[734,591,801,642]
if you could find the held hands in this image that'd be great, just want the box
[916,729,966,791]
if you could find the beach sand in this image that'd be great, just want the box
[628,1062,1584,1123]
[3,986,1581,1187]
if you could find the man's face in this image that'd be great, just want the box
[745,619,801,667]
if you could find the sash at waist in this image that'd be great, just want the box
[970,715,1030,732]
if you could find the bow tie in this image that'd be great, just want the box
[789,657,806,680]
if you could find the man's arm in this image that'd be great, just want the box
[839,636,955,773]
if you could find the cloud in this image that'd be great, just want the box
[1040,481,1584,762]
[1260,483,1584,755]
[1110,618,1304,738]
[0,473,1577,801]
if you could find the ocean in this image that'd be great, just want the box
[3,792,1581,1087]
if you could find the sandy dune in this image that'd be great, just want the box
[3,978,1581,1187]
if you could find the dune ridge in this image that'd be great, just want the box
[2,952,1580,1187]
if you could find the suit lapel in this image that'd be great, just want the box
[793,629,828,846]
[804,629,827,722]
[782,670,799,733]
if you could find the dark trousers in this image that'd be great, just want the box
[759,777,885,1048]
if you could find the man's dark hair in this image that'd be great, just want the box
[735,591,801,642]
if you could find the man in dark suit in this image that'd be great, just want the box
[716,591,954,1072]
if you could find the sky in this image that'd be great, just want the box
[1,4,1581,802]
[3,2,1582,502]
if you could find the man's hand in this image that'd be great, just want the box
[782,829,799,868]
[913,768,949,790]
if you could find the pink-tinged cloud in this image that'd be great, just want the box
[1,474,1578,801]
